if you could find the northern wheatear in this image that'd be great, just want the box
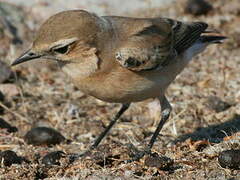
[12,10,226,161]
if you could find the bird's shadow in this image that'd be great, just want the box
[174,114,240,144]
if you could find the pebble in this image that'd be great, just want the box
[0,150,26,166]
[24,127,66,146]
[0,84,20,98]
[0,118,18,133]
[218,149,240,170]
[67,104,80,118]
[144,153,174,170]
[42,151,65,166]
[185,0,213,16]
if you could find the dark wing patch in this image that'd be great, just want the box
[115,20,176,71]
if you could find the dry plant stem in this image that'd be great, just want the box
[13,72,26,108]
[0,144,18,150]
[0,102,30,124]
[221,55,227,97]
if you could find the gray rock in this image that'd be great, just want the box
[24,127,66,146]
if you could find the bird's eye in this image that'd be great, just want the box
[53,45,69,54]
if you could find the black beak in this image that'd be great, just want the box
[11,49,42,66]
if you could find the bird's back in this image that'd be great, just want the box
[62,13,226,103]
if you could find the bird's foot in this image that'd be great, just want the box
[125,143,152,163]
[68,150,91,163]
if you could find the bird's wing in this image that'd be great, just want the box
[114,18,208,71]
[114,19,175,71]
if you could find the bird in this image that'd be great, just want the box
[11,10,226,161]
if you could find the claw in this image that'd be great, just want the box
[125,144,153,163]
[68,150,91,163]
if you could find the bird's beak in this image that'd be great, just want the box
[11,49,42,66]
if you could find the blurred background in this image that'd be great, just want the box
[0,0,240,179]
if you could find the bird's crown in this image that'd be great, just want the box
[33,10,102,52]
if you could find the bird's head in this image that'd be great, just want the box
[12,10,105,70]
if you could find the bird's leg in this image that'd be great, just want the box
[129,95,172,162]
[90,103,130,149]
[147,95,172,150]
[70,103,130,161]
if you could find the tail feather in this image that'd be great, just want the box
[200,35,227,44]
[183,35,227,62]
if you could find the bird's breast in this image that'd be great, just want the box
[64,62,185,103]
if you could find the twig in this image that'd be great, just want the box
[0,144,18,150]
[0,102,30,124]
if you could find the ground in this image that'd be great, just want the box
[0,0,240,179]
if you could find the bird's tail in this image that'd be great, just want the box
[183,34,227,62]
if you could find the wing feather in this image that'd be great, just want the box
[114,18,208,71]
[115,22,175,71]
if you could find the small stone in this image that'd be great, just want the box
[218,149,240,170]
[67,104,80,118]
[185,0,213,16]
[144,153,174,170]
[206,96,231,113]
[42,151,65,166]
[0,150,24,166]
[0,60,11,83]
[24,127,66,146]
[0,84,20,98]
[0,118,18,133]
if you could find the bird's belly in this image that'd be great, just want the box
[74,68,177,103]
[79,80,165,103]
[92,82,165,103]
[63,55,188,103]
